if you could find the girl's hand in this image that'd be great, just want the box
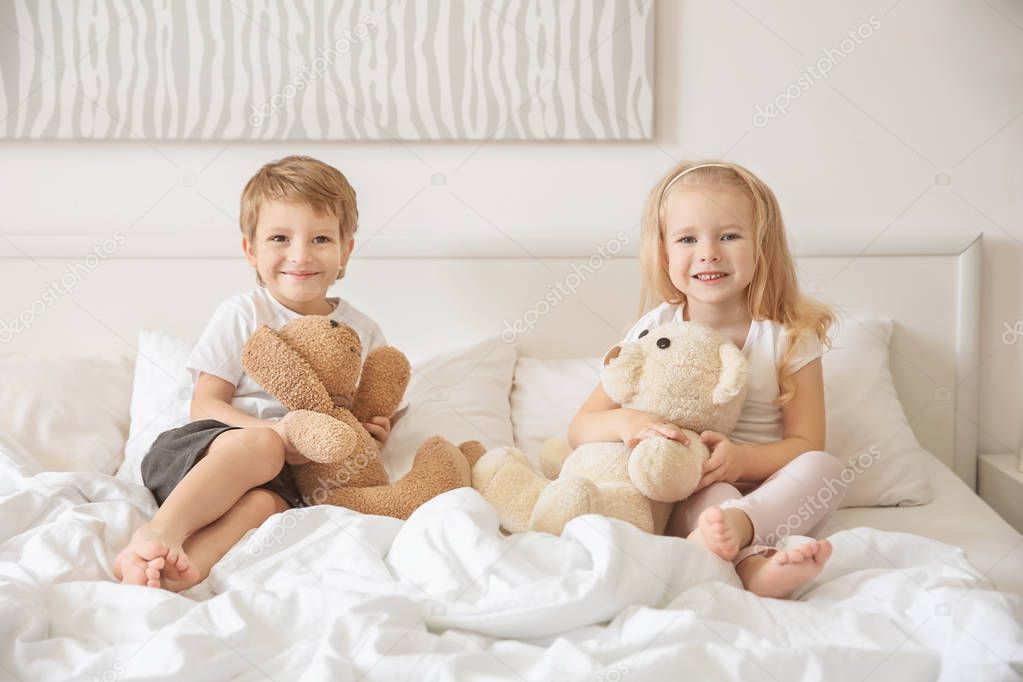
[362,416,392,446]
[695,430,748,490]
[622,412,690,449]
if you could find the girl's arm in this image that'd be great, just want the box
[736,358,827,481]
[190,372,281,429]
[567,382,690,449]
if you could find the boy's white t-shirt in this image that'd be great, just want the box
[185,288,391,423]
[622,302,823,445]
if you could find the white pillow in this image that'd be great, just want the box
[0,355,133,474]
[380,337,517,480]
[118,331,517,485]
[117,330,193,485]
[508,315,932,508]
[510,357,600,466]
[822,317,931,507]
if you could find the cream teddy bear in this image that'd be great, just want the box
[473,321,749,535]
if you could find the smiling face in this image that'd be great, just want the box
[243,200,354,315]
[662,185,757,311]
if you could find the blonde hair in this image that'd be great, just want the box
[240,155,359,244]
[639,160,833,405]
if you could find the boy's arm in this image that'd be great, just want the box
[190,371,278,429]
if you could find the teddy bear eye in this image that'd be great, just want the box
[656,337,670,349]
[329,320,339,328]
[638,329,649,338]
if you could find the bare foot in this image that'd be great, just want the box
[112,524,192,589]
[113,547,159,587]
[158,558,203,593]
[686,506,746,561]
[738,539,833,599]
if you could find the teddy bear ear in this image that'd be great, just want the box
[711,343,749,405]
[601,343,642,405]
[242,325,334,413]
[602,344,622,366]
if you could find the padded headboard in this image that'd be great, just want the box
[0,232,982,487]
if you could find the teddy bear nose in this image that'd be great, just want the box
[656,337,670,349]
[329,320,339,328]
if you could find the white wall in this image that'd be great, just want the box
[1,0,1021,453]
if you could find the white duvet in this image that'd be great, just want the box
[2,443,1021,682]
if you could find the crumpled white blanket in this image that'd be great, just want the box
[1,440,1020,681]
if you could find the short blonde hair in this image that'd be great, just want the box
[239,155,358,243]
[639,160,834,405]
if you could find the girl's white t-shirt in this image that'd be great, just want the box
[622,302,823,445]
[186,288,389,423]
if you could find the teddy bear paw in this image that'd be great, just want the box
[628,433,706,502]
[530,477,601,535]
[471,446,530,493]
[281,410,360,464]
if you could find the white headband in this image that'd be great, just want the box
[660,162,734,200]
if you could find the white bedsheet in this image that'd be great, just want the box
[831,452,1023,596]
[2,444,1022,681]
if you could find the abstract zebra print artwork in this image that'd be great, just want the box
[0,0,654,141]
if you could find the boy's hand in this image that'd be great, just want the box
[284,450,313,466]
[622,411,690,449]
[362,416,392,446]
[695,430,748,490]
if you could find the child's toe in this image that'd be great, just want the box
[119,552,150,585]
[137,539,169,562]
[145,565,162,586]
[815,540,833,563]
[775,549,798,565]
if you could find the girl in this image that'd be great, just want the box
[568,161,847,599]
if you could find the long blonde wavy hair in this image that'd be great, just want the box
[639,160,833,405]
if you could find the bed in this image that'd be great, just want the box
[1,232,1021,680]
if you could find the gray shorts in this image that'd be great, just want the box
[140,419,304,509]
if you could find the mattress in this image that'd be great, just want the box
[831,451,1023,595]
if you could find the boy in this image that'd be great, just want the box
[113,156,394,591]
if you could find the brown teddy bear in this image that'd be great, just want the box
[473,321,748,535]
[242,316,484,519]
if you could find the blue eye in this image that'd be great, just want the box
[676,233,741,243]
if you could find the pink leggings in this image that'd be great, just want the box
[668,450,849,563]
